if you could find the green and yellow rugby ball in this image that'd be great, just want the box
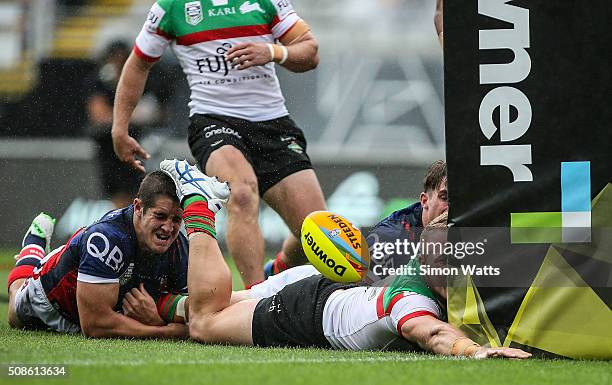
[301,211,370,283]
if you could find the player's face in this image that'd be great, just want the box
[134,196,183,255]
[420,179,448,226]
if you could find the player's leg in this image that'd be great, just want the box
[7,213,55,328]
[160,159,255,344]
[186,231,258,345]
[205,146,265,287]
[263,169,327,269]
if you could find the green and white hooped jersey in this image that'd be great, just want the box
[135,0,301,121]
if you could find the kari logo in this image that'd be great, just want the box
[240,1,265,14]
[511,162,592,243]
[185,1,203,25]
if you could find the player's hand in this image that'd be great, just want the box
[165,322,189,339]
[473,346,532,359]
[123,283,165,326]
[111,132,150,173]
[226,42,273,70]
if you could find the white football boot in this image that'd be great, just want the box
[160,159,230,213]
[18,212,56,258]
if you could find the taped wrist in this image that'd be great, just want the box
[267,44,289,64]
[451,337,481,357]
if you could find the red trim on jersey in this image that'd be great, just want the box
[385,293,406,315]
[396,311,438,335]
[7,265,35,288]
[376,287,387,318]
[271,15,281,27]
[133,44,161,63]
[46,270,79,322]
[176,24,271,46]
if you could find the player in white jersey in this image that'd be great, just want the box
[112,0,327,288]
[156,159,530,358]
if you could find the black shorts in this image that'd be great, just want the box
[188,114,313,196]
[251,275,355,348]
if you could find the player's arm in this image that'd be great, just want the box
[77,281,187,339]
[434,0,443,47]
[111,52,153,173]
[400,315,531,358]
[226,20,318,73]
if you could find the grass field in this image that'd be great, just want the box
[0,250,610,385]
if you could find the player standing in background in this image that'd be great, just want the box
[6,171,208,339]
[112,0,327,288]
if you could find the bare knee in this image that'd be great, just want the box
[189,316,215,343]
[7,280,24,329]
[228,181,259,215]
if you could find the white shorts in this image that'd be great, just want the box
[250,266,441,350]
[249,265,321,299]
[14,277,81,334]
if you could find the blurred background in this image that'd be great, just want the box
[0,0,444,250]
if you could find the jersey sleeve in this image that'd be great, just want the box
[265,0,301,40]
[389,292,442,335]
[134,1,174,62]
[77,228,128,284]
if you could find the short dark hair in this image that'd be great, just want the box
[136,171,178,211]
[423,160,447,193]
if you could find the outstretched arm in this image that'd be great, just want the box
[77,281,187,339]
[111,52,154,172]
[400,315,531,358]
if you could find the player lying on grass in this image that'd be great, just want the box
[160,159,531,358]
[6,171,225,338]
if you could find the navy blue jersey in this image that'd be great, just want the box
[366,202,423,281]
[35,205,188,324]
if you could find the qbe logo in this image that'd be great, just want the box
[86,232,125,271]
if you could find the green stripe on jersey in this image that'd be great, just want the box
[157,0,278,38]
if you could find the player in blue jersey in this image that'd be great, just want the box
[365,160,447,281]
[6,170,224,338]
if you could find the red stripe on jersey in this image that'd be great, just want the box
[385,293,406,315]
[176,24,271,46]
[376,287,387,318]
[45,269,79,323]
[133,44,161,63]
[271,15,280,27]
[34,228,84,279]
[7,265,35,288]
[396,311,438,335]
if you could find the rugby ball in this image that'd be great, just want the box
[301,211,370,283]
